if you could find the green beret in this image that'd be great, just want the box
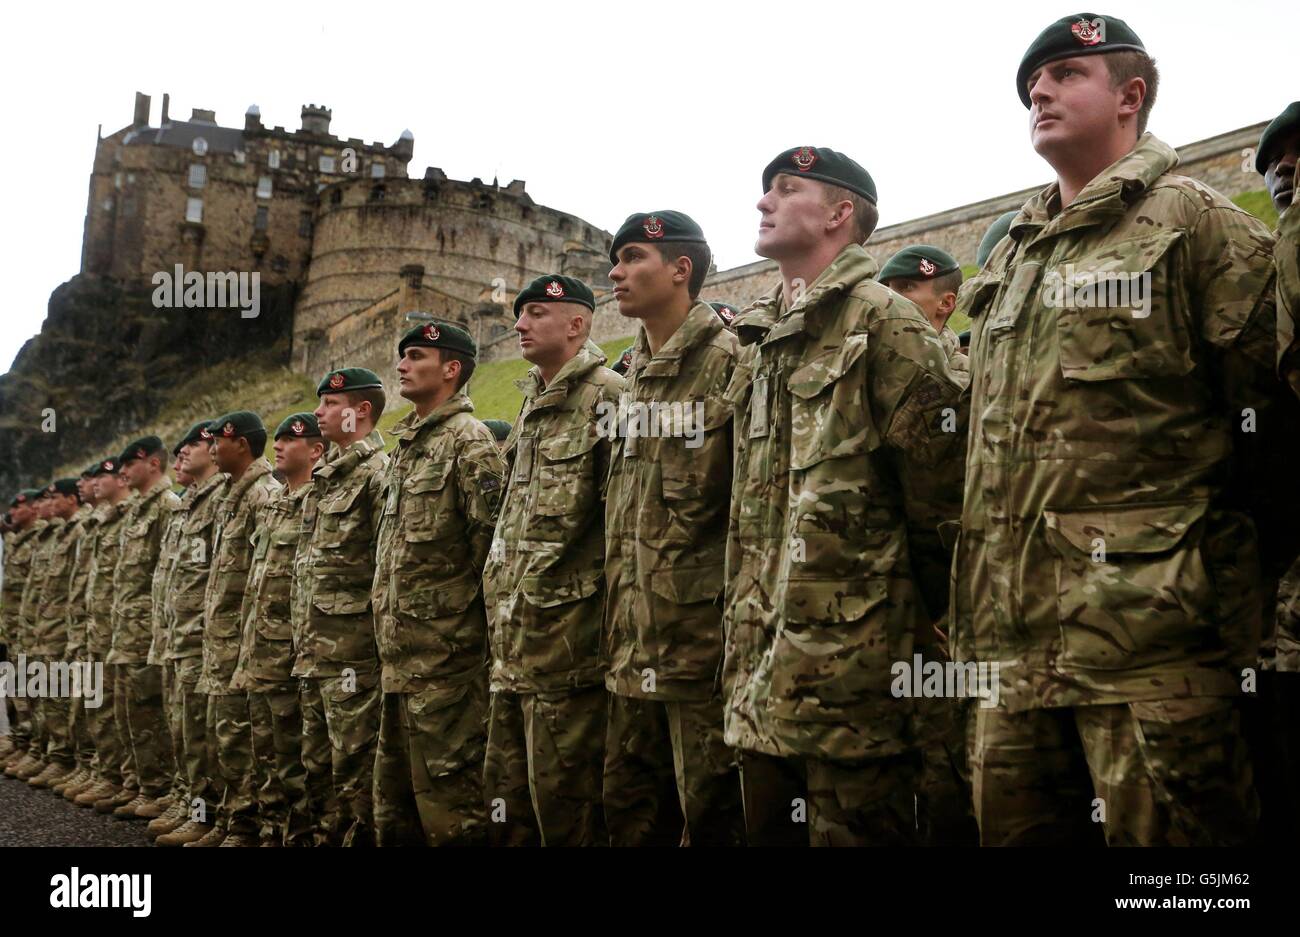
[1256,102,1300,175]
[1017,13,1146,108]
[610,345,635,376]
[317,367,383,397]
[174,420,212,455]
[119,435,165,465]
[762,146,877,204]
[11,488,43,506]
[90,458,120,477]
[81,461,99,478]
[709,302,740,326]
[274,412,322,440]
[397,320,477,359]
[879,245,961,284]
[512,274,595,318]
[210,411,267,441]
[49,478,80,497]
[977,211,1019,268]
[482,419,512,442]
[609,211,708,264]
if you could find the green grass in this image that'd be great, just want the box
[1232,190,1280,230]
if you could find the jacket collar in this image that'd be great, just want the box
[516,340,608,413]
[391,391,474,443]
[315,430,384,481]
[630,302,722,380]
[733,243,879,346]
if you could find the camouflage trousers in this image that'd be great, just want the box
[39,684,74,769]
[205,691,257,835]
[970,698,1258,846]
[483,685,608,847]
[916,697,978,846]
[175,661,219,823]
[70,664,95,770]
[114,663,173,797]
[299,671,382,846]
[373,671,489,846]
[88,663,126,786]
[1,642,31,749]
[738,750,921,846]
[603,692,745,846]
[248,686,313,845]
[162,661,186,798]
[111,664,140,791]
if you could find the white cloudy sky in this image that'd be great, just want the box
[1,0,1291,372]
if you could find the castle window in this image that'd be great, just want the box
[186,198,203,223]
[192,137,208,156]
[369,183,386,202]
[299,211,313,237]
[257,176,273,199]
[423,182,440,202]
[188,164,207,189]
[319,155,336,174]
[370,161,385,179]
[268,150,281,169]
[329,188,343,206]
[255,206,268,231]
[114,172,122,189]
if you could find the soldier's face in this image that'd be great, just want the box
[1027,56,1138,157]
[1264,130,1300,213]
[122,457,148,489]
[314,393,357,443]
[211,436,246,473]
[181,440,214,476]
[273,435,319,476]
[755,174,835,260]
[397,346,453,403]
[172,454,193,487]
[51,493,77,519]
[514,302,582,366]
[882,277,956,331]
[92,473,120,501]
[610,244,685,319]
[77,477,96,504]
[10,503,33,526]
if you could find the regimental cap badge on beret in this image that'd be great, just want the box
[621,349,633,367]
[423,323,441,341]
[329,372,345,390]
[135,447,146,459]
[291,420,306,436]
[1071,16,1105,45]
[222,422,235,437]
[200,426,213,440]
[919,258,937,276]
[103,460,115,471]
[642,215,665,239]
[545,280,565,298]
[792,147,818,172]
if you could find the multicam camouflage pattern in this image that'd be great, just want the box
[27,516,79,657]
[294,431,387,678]
[723,242,967,763]
[483,340,623,694]
[604,302,737,701]
[86,501,132,659]
[373,392,504,694]
[64,502,100,665]
[938,324,970,389]
[232,483,311,691]
[109,477,180,665]
[165,472,228,662]
[952,133,1297,712]
[147,496,184,666]
[1,526,41,648]
[14,518,53,653]
[200,460,280,695]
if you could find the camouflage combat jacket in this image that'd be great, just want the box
[14,518,52,653]
[232,482,311,691]
[723,243,967,762]
[951,133,1297,711]
[27,516,77,658]
[484,341,623,694]
[65,503,99,662]
[2,525,42,650]
[166,472,228,664]
[374,392,505,694]
[939,324,970,389]
[200,460,279,694]
[109,478,180,665]
[1274,195,1300,672]
[147,496,184,666]
[604,303,737,701]
[86,500,133,658]
[294,431,387,679]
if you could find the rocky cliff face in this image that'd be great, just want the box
[0,274,296,495]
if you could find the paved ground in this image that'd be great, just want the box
[0,771,149,847]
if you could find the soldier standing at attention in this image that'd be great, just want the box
[232,413,325,846]
[190,413,281,847]
[482,274,622,846]
[0,490,42,775]
[155,421,230,846]
[297,369,388,846]
[723,145,966,846]
[372,322,505,845]
[601,211,745,846]
[953,13,1299,845]
[878,245,969,388]
[12,488,57,781]
[107,437,181,821]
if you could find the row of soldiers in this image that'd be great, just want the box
[3,11,1300,846]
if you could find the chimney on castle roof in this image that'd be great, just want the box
[161,93,170,124]
[132,92,151,129]
[191,108,216,123]
[245,105,262,132]
[301,104,332,136]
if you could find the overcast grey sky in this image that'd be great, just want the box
[1,0,1291,372]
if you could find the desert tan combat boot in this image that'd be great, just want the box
[74,779,115,805]
[95,786,138,814]
[113,793,151,819]
[182,825,227,847]
[147,800,189,837]
[155,820,212,847]
[27,762,73,788]
[51,766,89,794]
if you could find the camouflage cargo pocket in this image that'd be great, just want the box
[1044,500,1215,671]
[316,483,367,548]
[1054,229,1194,382]
[768,577,893,722]
[119,519,153,568]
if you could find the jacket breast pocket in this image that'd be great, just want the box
[317,484,366,548]
[659,395,731,532]
[531,429,598,520]
[1054,229,1194,382]
[120,520,152,567]
[402,460,452,542]
[1044,499,1215,671]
